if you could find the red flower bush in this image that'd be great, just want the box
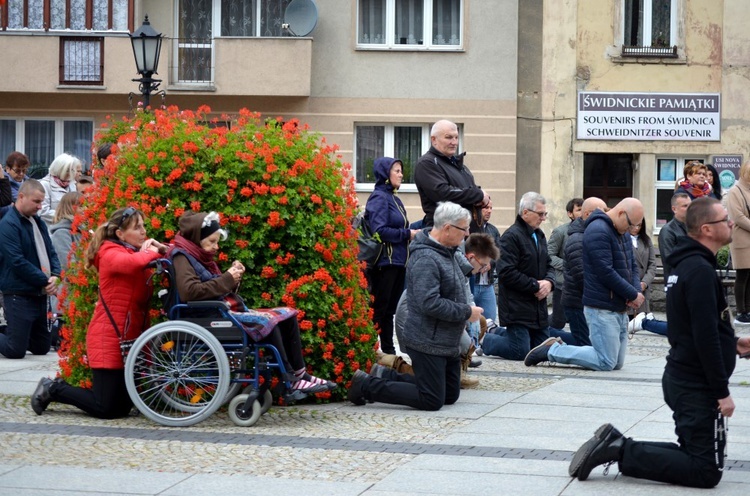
[59,106,376,399]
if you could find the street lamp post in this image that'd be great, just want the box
[129,15,163,109]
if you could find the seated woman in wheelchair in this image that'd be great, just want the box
[168,211,336,394]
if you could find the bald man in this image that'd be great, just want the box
[525,198,644,371]
[561,197,608,346]
[414,120,489,229]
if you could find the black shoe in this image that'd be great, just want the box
[734,312,750,325]
[524,337,560,366]
[570,423,625,480]
[468,357,482,368]
[347,370,370,406]
[31,377,54,415]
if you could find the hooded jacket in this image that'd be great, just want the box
[562,216,586,309]
[581,210,640,312]
[414,146,484,228]
[86,241,161,369]
[496,215,555,328]
[364,157,411,268]
[665,236,738,399]
[402,230,472,357]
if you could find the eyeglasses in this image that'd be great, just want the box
[624,212,640,229]
[117,206,137,230]
[10,166,29,173]
[528,210,548,218]
[704,216,730,225]
[449,224,471,234]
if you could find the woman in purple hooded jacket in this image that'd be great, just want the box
[365,157,419,355]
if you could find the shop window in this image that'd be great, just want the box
[0,118,94,171]
[655,156,704,227]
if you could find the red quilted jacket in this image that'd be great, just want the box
[86,241,161,369]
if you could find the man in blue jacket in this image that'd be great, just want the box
[525,198,644,370]
[569,197,750,488]
[0,179,61,359]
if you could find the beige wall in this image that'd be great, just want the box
[531,0,750,235]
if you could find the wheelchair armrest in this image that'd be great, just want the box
[185,300,231,310]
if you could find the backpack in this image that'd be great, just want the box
[353,211,383,265]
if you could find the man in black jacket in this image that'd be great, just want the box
[414,120,489,229]
[481,192,557,360]
[569,197,750,488]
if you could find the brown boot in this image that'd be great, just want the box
[377,354,414,375]
[460,369,479,389]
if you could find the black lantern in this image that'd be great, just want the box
[129,16,163,109]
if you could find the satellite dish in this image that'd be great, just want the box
[284,0,318,37]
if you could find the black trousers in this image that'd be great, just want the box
[258,318,305,375]
[735,268,750,314]
[50,368,133,419]
[550,287,567,329]
[619,372,725,488]
[363,345,460,411]
[369,265,406,355]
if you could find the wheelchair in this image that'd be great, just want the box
[123,259,307,427]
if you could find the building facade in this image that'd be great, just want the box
[0,0,519,229]
[521,0,750,233]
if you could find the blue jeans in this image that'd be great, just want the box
[564,306,591,346]
[481,324,549,361]
[0,294,50,359]
[472,284,497,322]
[547,307,627,371]
[643,317,668,336]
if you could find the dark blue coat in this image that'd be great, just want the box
[581,210,640,312]
[0,205,61,294]
[562,217,586,309]
[365,157,411,268]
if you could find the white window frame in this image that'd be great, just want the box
[356,0,464,51]
[0,117,95,170]
[613,0,685,60]
[354,123,437,192]
[654,155,705,232]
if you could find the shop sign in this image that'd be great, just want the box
[712,154,743,190]
[577,92,720,141]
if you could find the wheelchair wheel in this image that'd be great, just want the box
[259,389,273,414]
[228,394,262,427]
[125,321,230,427]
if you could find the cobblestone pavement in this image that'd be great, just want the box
[1,321,749,494]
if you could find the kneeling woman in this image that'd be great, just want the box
[168,211,335,394]
[32,207,168,418]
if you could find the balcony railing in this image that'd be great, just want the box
[621,45,678,58]
[172,38,213,84]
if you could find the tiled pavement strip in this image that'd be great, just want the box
[1,319,750,495]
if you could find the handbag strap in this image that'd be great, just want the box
[98,288,123,340]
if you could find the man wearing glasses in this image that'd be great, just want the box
[481,192,557,361]
[567,197,750,488]
[524,198,644,371]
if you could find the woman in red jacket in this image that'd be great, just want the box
[31,207,167,418]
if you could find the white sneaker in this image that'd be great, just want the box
[628,312,646,338]
[646,312,655,321]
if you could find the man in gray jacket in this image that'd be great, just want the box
[348,202,483,410]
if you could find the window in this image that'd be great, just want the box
[621,0,678,57]
[60,37,104,85]
[0,118,94,171]
[175,0,296,84]
[357,0,463,49]
[356,123,447,187]
[655,156,704,228]
[583,154,633,208]
[4,0,131,31]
